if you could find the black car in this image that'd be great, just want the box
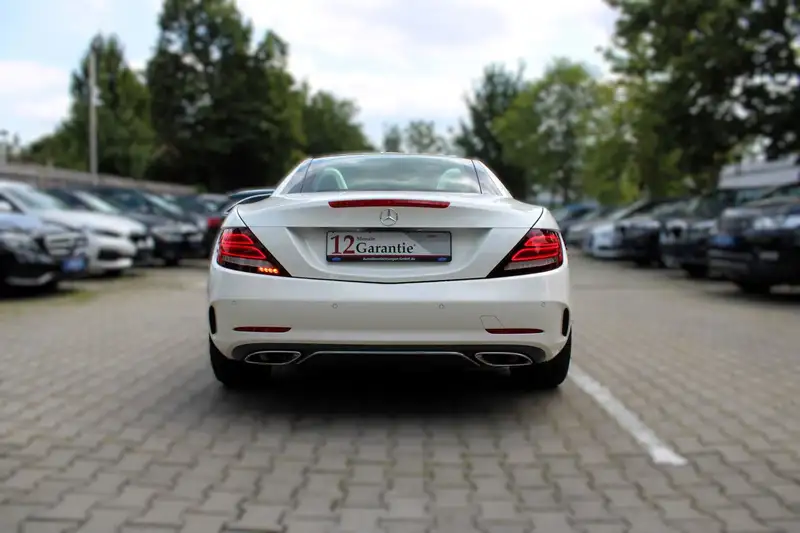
[0,208,88,295]
[47,187,203,266]
[160,193,229,257]
[659,187,775,278]
[707,182,800,293]
[611,198,691,265]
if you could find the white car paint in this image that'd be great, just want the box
[583,221,625,258]
[0,181,149,274]
[208,179,572,378]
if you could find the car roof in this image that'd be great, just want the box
[308,152,473,165]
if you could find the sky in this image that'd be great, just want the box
[0,0,617,146]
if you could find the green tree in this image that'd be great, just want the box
[454,63,528,198]
[146,0,304,191]
[403,120,449,154]
[23,34,154,177]
[381,124,404,152]
[299,83,373,156]
[495,59,603,204]
[605,0,800,185]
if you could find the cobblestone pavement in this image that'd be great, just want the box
[1,257,799,533]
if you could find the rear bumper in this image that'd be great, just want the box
[708,230,800,285]
[208,264,572,363]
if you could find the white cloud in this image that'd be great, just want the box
[0,61,67,97]
[4,0,616,142]
[239,0,616,129]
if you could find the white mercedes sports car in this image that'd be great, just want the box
[207,153,572,390]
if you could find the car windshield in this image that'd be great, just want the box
[4,187,70,211]
[607,201,649,221]
[293,155,482,193]
[755,182,800,200]
[72,191,121,214]
[167,194,214,214]
[143,193,186,216]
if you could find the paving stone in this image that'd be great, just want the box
[1,258,799,533]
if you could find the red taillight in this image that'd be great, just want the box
[207,216,222,228]
[328,199,450,208]
[488,228,564,278]
[216,227,290,276]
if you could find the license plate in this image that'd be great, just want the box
[326,231,451,262]
[62,256,87,273]
[710,234,736,247]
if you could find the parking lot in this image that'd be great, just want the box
[1,255,799,533]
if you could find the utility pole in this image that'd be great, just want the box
[88,37,100,178]
[0,129,8,165]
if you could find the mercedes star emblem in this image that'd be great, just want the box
[379,208,398,226]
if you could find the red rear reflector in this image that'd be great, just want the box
[485,328,543,334]
[328,199,450,208]
[233,326,291,333]
[207,216,222,228]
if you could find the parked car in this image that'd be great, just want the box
[208,154,572,390]
[562,205,616,246]
[0,207,89,294]
[615,197,693,266]
[46,187,198,267]
[659,186,776,277]
[707,182,800,294]
[0,180,147,276]
[582,198,682,258]
[160,193,228,257]
[80,186,206,263]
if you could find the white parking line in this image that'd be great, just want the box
[569,364,688,466]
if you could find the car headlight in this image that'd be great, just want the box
[151,225,183,241]
[0,230,38,251]
[87,228,123,238]
[752,215,800,230]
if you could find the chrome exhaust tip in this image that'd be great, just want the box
[244,350,301,365]
[474,352,534,367]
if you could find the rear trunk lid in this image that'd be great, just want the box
[236,192,544,283]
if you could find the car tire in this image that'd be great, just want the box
[510,334,572,390]
[683,265,708,279]
[209,337,270,389]
[735,281,772,295]
[164,258,181,267]
[103,269,124,278]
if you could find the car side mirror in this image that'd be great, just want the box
[0,200,14,213]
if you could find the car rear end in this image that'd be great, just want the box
[208,155,571,373]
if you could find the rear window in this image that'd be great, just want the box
[289,155,482,194]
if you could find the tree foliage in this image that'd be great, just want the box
[605,0,800,179]
[454,64,528,198]
[23,35,154,178]
[19,0,374,192]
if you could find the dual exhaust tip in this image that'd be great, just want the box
[242,350,534,367]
